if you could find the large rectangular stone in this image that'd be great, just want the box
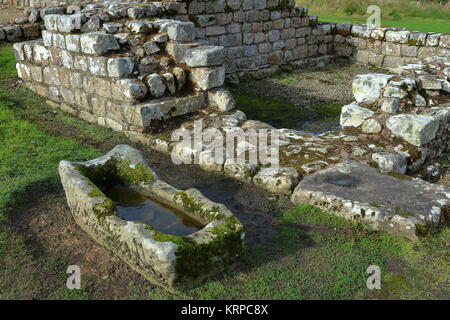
[185,46,226,67]
[191,66,225,90]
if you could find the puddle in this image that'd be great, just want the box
[98,184,204,236]
[327,174,360,188]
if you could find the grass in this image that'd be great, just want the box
[146,205,449,300]
[0,45,17,80]
[0,45,448,300]
[299,0,450,33]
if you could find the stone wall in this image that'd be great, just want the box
[0,23,41,41]
[340,56,450,170]
[0,0,86,8]
[14,1,236,135]
[334,23,450,69]
[184,0,336,80]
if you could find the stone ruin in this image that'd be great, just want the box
[2,0,450,286]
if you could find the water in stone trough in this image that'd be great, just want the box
[99,184,204,236]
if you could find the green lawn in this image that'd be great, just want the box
[0,45,449,300]
[298,0,450,33]
[0,45,17,81]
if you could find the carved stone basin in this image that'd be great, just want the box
[59,145,244,290]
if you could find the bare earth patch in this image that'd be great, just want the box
[6,191,151,299]
[0,6,25,25]
[233,60,386,108]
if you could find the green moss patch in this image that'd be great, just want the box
[174,191,222,222]
[76,159,154,186]
[146,217,244,284]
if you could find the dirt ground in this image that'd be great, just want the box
[233,59,386,109]
[0,6,25,25]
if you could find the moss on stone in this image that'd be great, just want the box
[93,198,117,218]
[415,223,432,236]
[189,16,201,28]
[174,191,223,221]
[116,160,154,184]
[269,0,290,10]
[224,5,234,13]
[407,39,423,46]
[75,159,154,186]
[81,176,117,219]
[146,217,244,283]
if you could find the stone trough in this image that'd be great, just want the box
[59,145,244,290]
[291,161,450,241]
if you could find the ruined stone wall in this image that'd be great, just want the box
[14,1,236,135]
[334,23,450,69]
[0,0,87,8]
[185,0,336,77]
[340,57,450,169]
[0,23,41,41]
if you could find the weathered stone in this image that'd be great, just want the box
[146,74,167,98]
[419,76,442,90]
[128,93,205,127]
[385,30,410,44]
[253,166,300,194]
[340,102,375,128]
[372,152,408,174]
[198,149,225,172]
[301,160,328,175]
[224,160,258,182]
[80,32,120,56]
[88,56,107,76]
[144,41,161,55]
[59,145,244,290]
[291,161,449,241]
[361,118,382,134]
[386,114,440,147]
[165,43,197,63]
[128,7,147,19]
[127,20,152,33]
[185,46,226,67]
[3,25,22,42]
[65,34,81,52]
[352,74,393,105]
[103,22,122,34]
[191,66,225,90]
[207,88,236,111]
[382,85,408,99]
[381,98,400,113]
[116,79,148,102]
[107,58,135,77]
[162,73,176,95]
[351,25,371,38]
[172,67,186,91]
[167,22,195,42]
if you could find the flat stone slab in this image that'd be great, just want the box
[291,162,449,241]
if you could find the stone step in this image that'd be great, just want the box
[125,92,206,129]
